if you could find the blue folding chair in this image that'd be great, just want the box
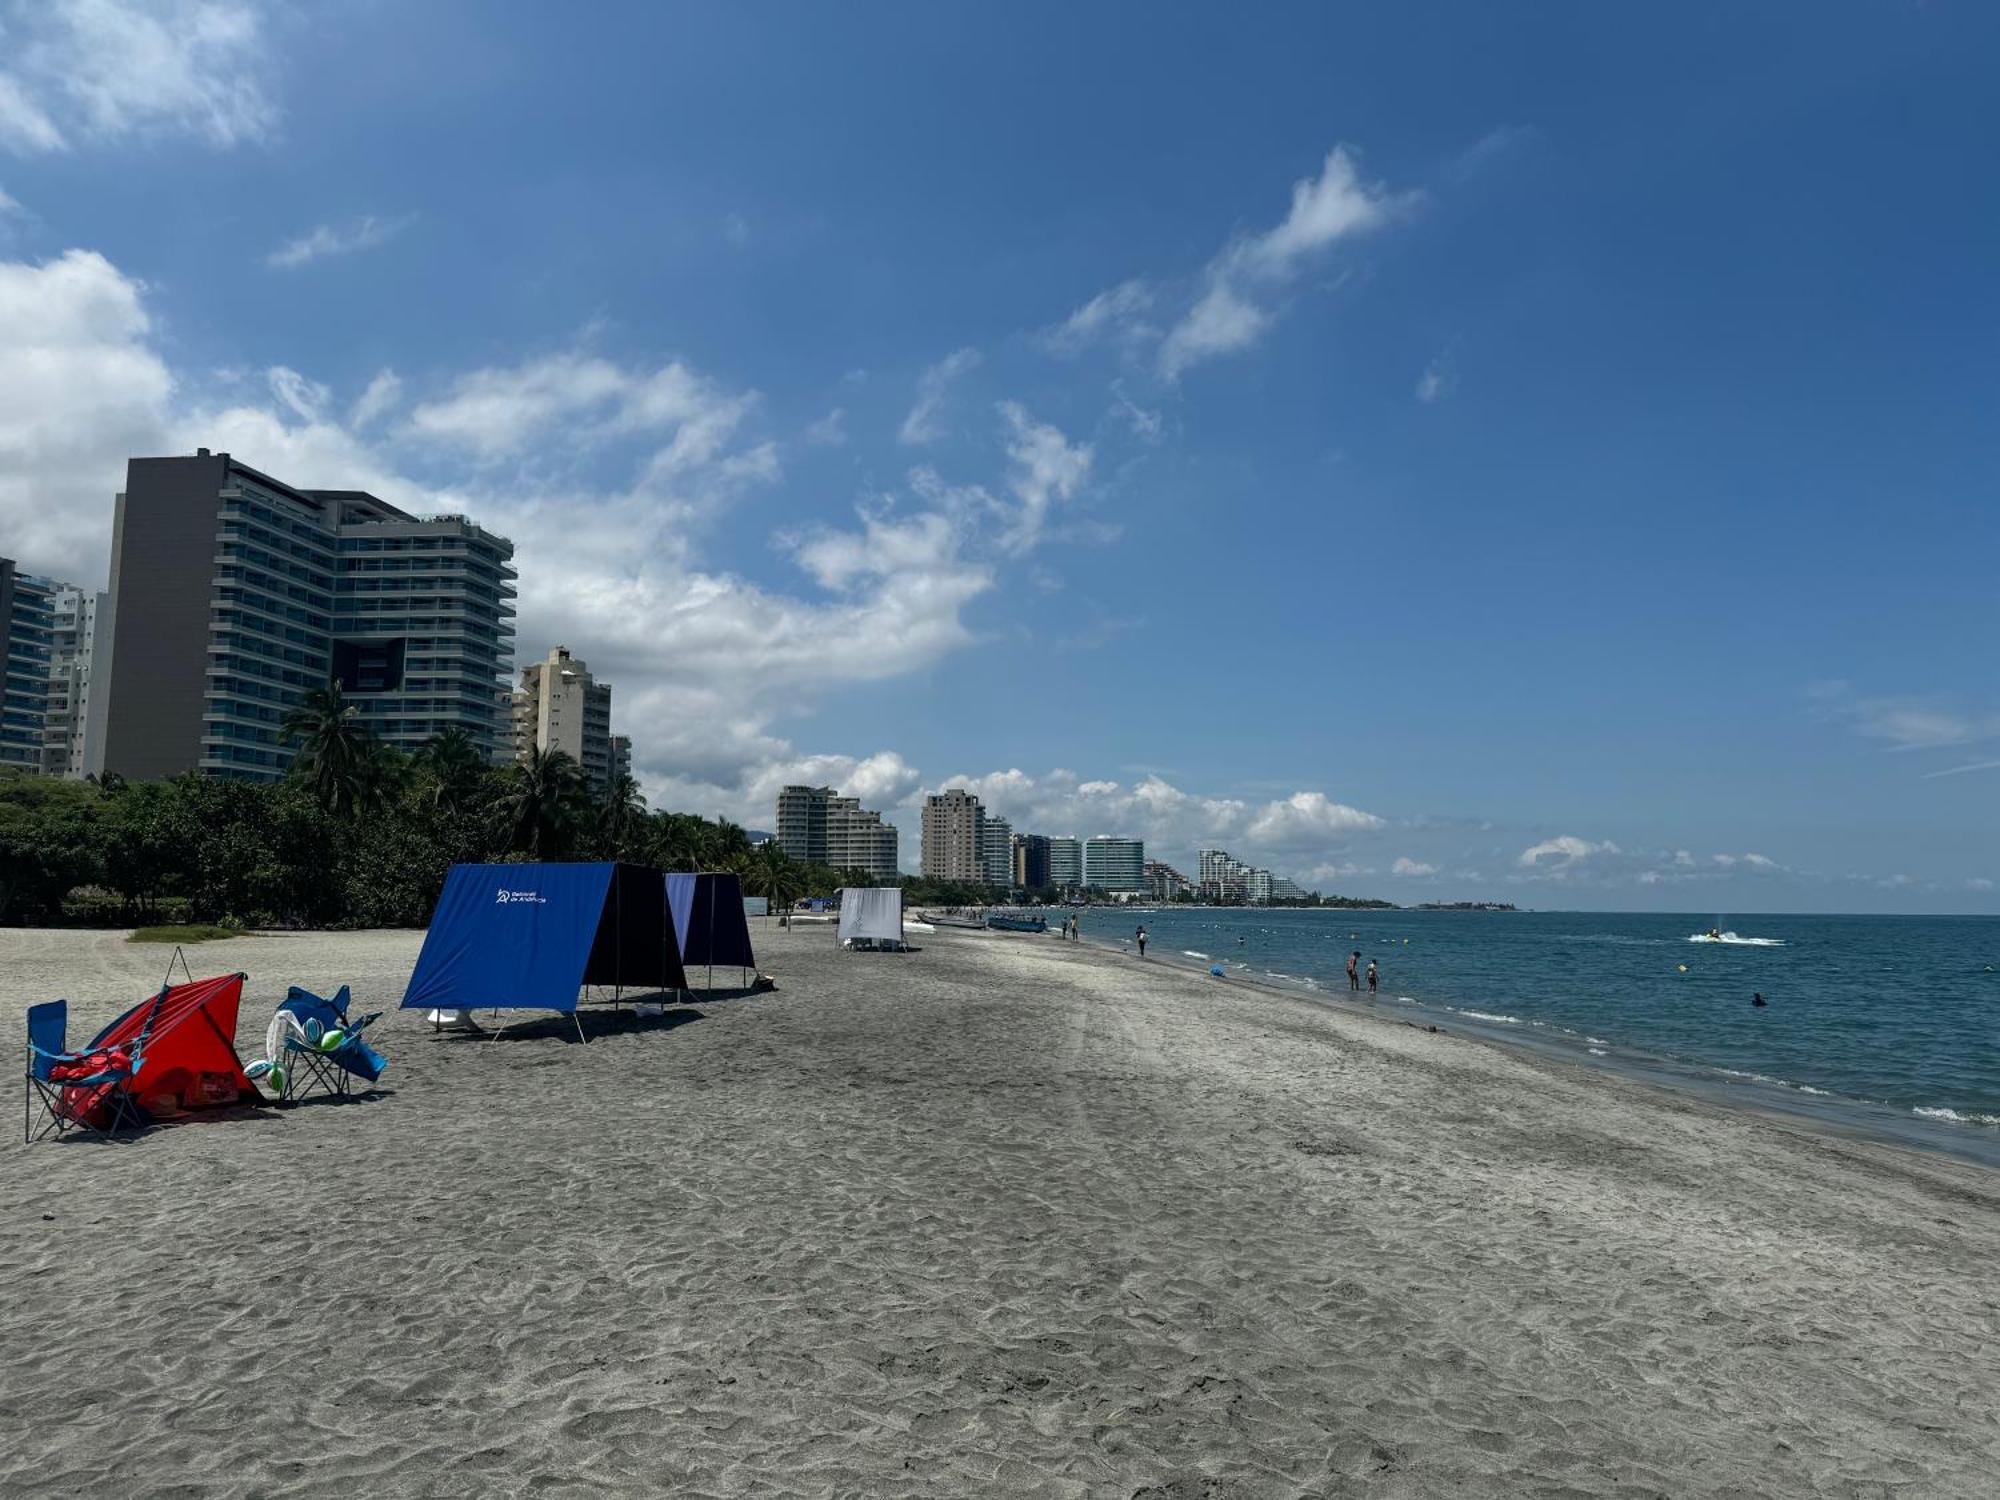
[272,986,385,1104]
[24,999,146,1143]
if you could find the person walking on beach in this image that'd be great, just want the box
[1347,951,1361,991]
[1136,924,1147,957]
[1366,959,1379,996]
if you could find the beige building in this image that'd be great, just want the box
[513,645,615,789]
[776,783,899,880]
[921,787,985,883]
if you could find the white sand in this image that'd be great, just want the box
[3,923,1997,1497]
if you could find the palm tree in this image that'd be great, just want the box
[599,772,647,857]
[353,740,411,815]
[281,682,373,816]
[747,841,806,926]
[506,746,588,859]
[416,725,486,811]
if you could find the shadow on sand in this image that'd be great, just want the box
[438,1005,710,1045]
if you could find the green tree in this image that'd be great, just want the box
[281,682,374,816]
[746,841,806,925]
[414,725,487,812]
[505,747,589,859]
[597,771,647,859]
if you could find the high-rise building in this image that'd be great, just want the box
[609,734,632,787]
[827,796,900,881]
[1083,835,1147,893]
[921,787,984,882]
[1270,876,1305,901]
[778,783,900,879]
[1145,859,1193,902]
[1012,833,1051,888]
[42,585,109,778]
[979,815,1013,886]
[776,783,833,863]
[1199,848,1250,901]
[1046,835,1083,890]
[97,451,516,781]
[514,646,616,790]
[1244,867,1275,904]
[0,560,60,772]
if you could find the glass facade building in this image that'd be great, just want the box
[100,452,516,781]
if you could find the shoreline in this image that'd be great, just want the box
[1055,922,2000,1171]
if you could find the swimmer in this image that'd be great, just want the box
[1751,992,1767,1008]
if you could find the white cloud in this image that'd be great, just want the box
[1159,146,1416,379]
[1040,278,1154,355]
[1416,348,1456,403]
[1245,790,1387,847]
[1925,759,2000,780]
[1969,878,1994,892]
[0,182,21,215]
[405,351,763,481]
[996,402,1091,554]
[1517,835,1620,870]
[0,76,64,152]
[266,214,409,270]
[0,248,174,579]
[898,346,981,445]
[1809,680,1999,754]
[1392,857,1437,878]
[0,0,279,153]
[349,369,402,429]
[803,407,847,447]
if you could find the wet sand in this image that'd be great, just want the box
[3,923,1997,1497]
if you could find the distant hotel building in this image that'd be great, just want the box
[0,560,61,771]
[921,787,985,883]
[514,646,617,790]
[775,783,900,880]
[1012,832,1051,889]
[1046,835,1083,890]
[43,584,109,778]
[1145,859,1193,902]
[979,815,1014,887]
[96,451,516,780]
[1083,835,1147,893]
[1198,848,1303,904]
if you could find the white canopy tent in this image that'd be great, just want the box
[836,887,906,950]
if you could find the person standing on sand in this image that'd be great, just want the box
[1366,960,1379,996]
[1347,951,1361,991]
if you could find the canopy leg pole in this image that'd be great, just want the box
[573,1012,587,1046]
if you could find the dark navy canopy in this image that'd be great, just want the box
[666,872,757,971]
[401,862,687,1014]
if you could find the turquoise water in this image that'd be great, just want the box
[1078,908,2000,1162]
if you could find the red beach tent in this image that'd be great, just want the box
[63,972,262,1128]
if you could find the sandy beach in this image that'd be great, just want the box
[4,922,1997,1498]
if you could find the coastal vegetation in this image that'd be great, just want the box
[0,697,884,928]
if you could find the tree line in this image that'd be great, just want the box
[0,684,902,929]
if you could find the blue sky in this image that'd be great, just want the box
[1,1,1994,910]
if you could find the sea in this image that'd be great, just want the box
[1075,907,2000,1167]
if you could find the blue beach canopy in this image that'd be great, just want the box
[666,872,758,971]
[401,862,686,1014]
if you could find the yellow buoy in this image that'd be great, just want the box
[1678,964,1688,973]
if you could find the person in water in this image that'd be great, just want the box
[1136,924,1147,957]
[1366,959,1379,996]
[1347,951,1362,991]
[1709,927,1722,940]
[1752,992,1767,1008]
